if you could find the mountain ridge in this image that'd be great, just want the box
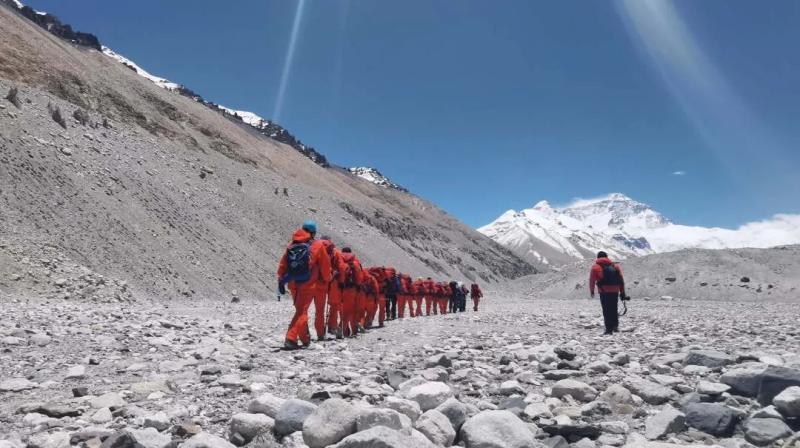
[480,193,800,268]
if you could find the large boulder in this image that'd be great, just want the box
[331,426,418,448]
[230,413,274,444]
[302,398,359,448]
[459,410,537,448]
[551,379,598,402]
[756,366,800,405]
[274,399,317,436]
[126,429,171,448]
[645,407,686,440]
[683,403,738,437]
[414,409,455,446]
[773,386,800,417]
[683,350,734,369]
[743,418,793,446]
[406,382,453,411]
[719,366,767,397]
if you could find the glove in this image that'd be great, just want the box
[278,281,286,295]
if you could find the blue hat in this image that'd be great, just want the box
[302,220,317,234]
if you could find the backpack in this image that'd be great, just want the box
[343,259,358,288]
[285,242,311,283]
[597,263,622,287]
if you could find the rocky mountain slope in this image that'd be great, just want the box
[514,245,800,302]
[0,3,534,302]
[480,193,800,268]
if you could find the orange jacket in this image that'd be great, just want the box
[433,283,445,298]
[277,229,332,286]
[470,284,483,299]
[399,274,412,294]
[331,249,347,283]
[340,252,364,288]
[363,272,380,298]
[422,279,435,295]
[412,279,425,296]
[589,257,626,295]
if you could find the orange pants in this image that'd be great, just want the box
[356,291,367,328]
[328,283,342,332]
[397,295,408,318]
[377,294,386,326]
[341,287,358,337]
[425,296,434,315]
[472,297,480,311]
[313,283,329,339]
[438,298,448,314]
[363,295,376,327]
[286,282,315,345]
[414,297,422,317]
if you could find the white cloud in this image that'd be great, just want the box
[672,170,686,176]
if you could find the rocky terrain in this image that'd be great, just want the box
[518,246,800,302]
[2,295,800,448]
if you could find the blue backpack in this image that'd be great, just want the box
[285,242,311,283]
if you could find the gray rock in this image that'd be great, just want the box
[182,433,237,448]
[599,384,633,406]
[90,407,113,424]
[524,402,553,419]
[127,428,171,448]
[683,403,738,437]
[426,354,452,368]
[406,382,453,411]
[66,365,87,379]
[684,350,734,368]
[435,397,468,431]
[356,407,410,433]
[30,334,52,347]
[695,381,730,396]
[90,392,126,409]
[757,366,800,405]
[248,393,287,418]
[415,409,456,446]
[551,380,598,402]
[332,426,418,448]
[544,436,568,448]
[143,411,171,431]
[773,385,800,417]
[302,398,359,448]
[625,379,678,405]
[459,410,537,448]
[0,378,37,392]
[242,432,281,448]
[384,396,422,422]
[645,407,686,440]
[230,413,275,444]
[275,399,317,436]
[501,380,525,396]
[720,365,767,397]
[743,418,793,446]
[27,432,70,448]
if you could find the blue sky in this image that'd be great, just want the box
[28,0,800,228]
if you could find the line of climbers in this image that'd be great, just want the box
[277,220,485,350]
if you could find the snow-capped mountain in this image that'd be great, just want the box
[348,167,407,192]
[479,193,800,267]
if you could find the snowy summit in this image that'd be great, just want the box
[348,167,407,192]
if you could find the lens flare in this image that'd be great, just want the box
[273,0,307,123]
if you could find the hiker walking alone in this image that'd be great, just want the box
[277,222,331,350]
[589,251,626,336]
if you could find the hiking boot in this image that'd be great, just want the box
[357,324,365,333]
[335,329,343,339]
[283,339,300,350]
[602,331,613,336]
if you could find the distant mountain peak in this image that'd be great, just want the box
[348,167,407,192]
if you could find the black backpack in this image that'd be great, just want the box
[286,242,311,283]
[597,263,622,286]
[343,259,358,287]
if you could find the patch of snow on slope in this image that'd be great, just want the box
[101,46,181,91]
[348,167,406,191]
